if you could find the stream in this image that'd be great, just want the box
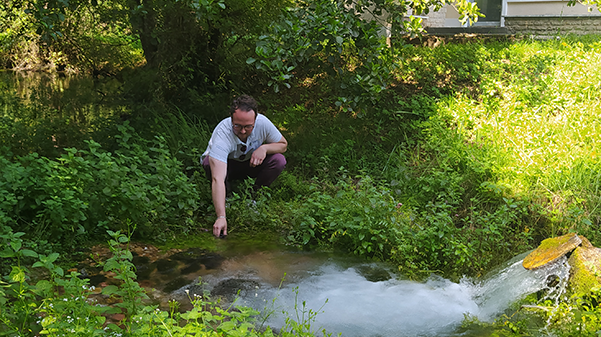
[86,235,571,337]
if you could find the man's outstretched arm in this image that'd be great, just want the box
[209,156,228,237]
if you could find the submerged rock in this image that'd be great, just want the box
[355,264,392,282]
[211,278,261,301]
[523,233,581,270]
[163,277,190,293]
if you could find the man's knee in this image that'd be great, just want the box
[265,153,286,178]
[253,154,286,188]
[270,153,286,172]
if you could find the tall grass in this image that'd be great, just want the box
[429,38,601,241]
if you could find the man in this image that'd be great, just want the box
[202,95,287,238]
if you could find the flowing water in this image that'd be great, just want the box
[156,238,571,337]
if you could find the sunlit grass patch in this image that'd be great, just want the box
[435,37,601,236]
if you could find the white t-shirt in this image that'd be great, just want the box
[202,114,283,163]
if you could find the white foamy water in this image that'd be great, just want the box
[227,254,570,337]
[470,254,571,320]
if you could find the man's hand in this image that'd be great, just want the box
[213,217,227,237]
[250,146,267,167]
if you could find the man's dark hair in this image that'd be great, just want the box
[230,95,258,118]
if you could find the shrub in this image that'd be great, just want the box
[0,122,198,246]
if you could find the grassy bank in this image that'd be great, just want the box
[2,35,601,335]
[248,36,601,278]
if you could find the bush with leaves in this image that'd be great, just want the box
[282,174,531,277]
[288,176,403,258]
[0,122,198,246]
[248,0,396,111]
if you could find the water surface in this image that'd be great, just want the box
[165,236,569,337]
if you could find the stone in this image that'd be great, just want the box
[523,233,582,270]
[567,237,601,295]
[211,278,261,301]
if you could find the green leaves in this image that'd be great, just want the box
[455,0,485,25]
[10,240,21,252]
[33,253,64,277]
[290,176,405,261]
[101,284,119,296]
[21,249,38,258]
[250,0,395,109]
[8,266,26,283]
[0,122,199,245]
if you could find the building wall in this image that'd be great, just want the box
[504,16,601,35]
[424,6,448,27]
[424,0,601,35]
[504,0,601,35]
[506,0,599,16]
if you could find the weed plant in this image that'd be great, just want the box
[428,37,601,242]
[4,36,599,275]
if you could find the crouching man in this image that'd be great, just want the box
[201,95,287,238]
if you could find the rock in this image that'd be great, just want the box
[155,258,179,274]
[181,262,203,275]
[163,276,190,293]
[523,233,582,270]
[567,237,601,295]
[198,253,225,270]
[211,278,261,301]
[355,264,392,282]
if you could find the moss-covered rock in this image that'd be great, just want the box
[523,233,581,270]
[567,237,601,296]
[521,234,601,296]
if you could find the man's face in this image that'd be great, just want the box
[231,108,256,142]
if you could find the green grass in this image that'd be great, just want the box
[4,35,601,275]
[250,35,601,277]
[430,38,601,240]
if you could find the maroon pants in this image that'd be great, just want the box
[202,153,286,189]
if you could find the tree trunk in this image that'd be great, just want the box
[128,0,159,67]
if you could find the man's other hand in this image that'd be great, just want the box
[250,146,267,167]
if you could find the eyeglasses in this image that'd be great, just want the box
[233,124,254,131]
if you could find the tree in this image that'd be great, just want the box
[246,0,485,112]
[6,0,290,96]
